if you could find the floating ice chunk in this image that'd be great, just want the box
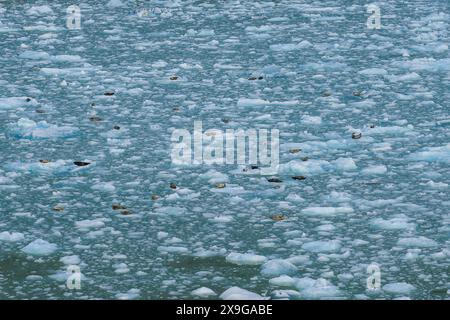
[211,215,233,223]
[404,250,420,261]
[49,269,85,282]
[220,287,266,300]
[157,246,189,254]
[91,182,116,193]
[75,219,105,229]
[198,29,215,36]
[19,51,50,60]
[26,5,54,15]
[316,224,336,232]
[280,159,331,175]
[271,289,302,300]
[332,158,357,171]
[361,165,387,175]
[302,240,341,253]
[116,289,141,300]
[359,68,388,76]
[301,206,353,217]
[286,193,305,203]
[301,115,322,125]
[270,41,312,51]
[393,58,450,72]
[364,126,412,136]
[295,277,341,299]
[322,191,352,203]
[8,118,78,140]
[60,255,81,265]
[387,72,421,82]
[114,262,130,274]
[408,144,450,164]
[107,0,125,8]
[0,231,25,242]
[26,275,43,281]
[49,271,70,282]
[51,55,84,63]
[5,160,78,175]
[302,61,348,72]
[191,287,217,298]
[261,259,298,277]
[370,215,415,230]
[21,239,57,256]
[226,252,267,266]
[282,156,356,175]
[383,282,415,295]
[199,169,229,184]
[286,255,310,266]
[261,65,283,77]
[154,206,187,216]
[40,67,95,77]
[269,275,297,287]
[425,180,448,189]
[0,97,38,109]
[237,98,270,107]
[245,25,273,33]
[397,236,437,248]
[157,232,169,240]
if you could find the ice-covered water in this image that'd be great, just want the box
[0,1,449,300]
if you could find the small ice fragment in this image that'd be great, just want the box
[219,287,266,300]
[383,282,415,295]
[226,252,267,266]
[269,275,297,287]
[21,239,58,256]
[191,287,217,298]
[261,259,298,277]
[302,240,341,253]
[0,231,25,242]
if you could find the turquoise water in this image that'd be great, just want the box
[0,1,449,299]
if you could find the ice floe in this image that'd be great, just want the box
[0,231,25,242]
[383,283,415,295]
[220,287,266,300]
[21,239,58,256]
[8,118,78,140]
[226,253,267,266]
[260,259,298,277]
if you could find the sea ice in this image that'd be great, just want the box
[21,239,58,256]
[370,215,415,230]
[295,277,341,299]
[302,240,341,253]
[397,237,438,248]
[0,97,38,109]
[260,259,298,277]
[226,252,267,266]
[91,182,116,193]
[191,287,217,298]
[0,231,25,242]
[60,255,81,265]
[409,144,450,164]
[75,219,105,229]
[269,275,297,287]
[301,207,354,217]
[361,165,387,175]
[8,118,78,140]
[219,287,266,300]
[237,98,270,107]
[383,282,415,295]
